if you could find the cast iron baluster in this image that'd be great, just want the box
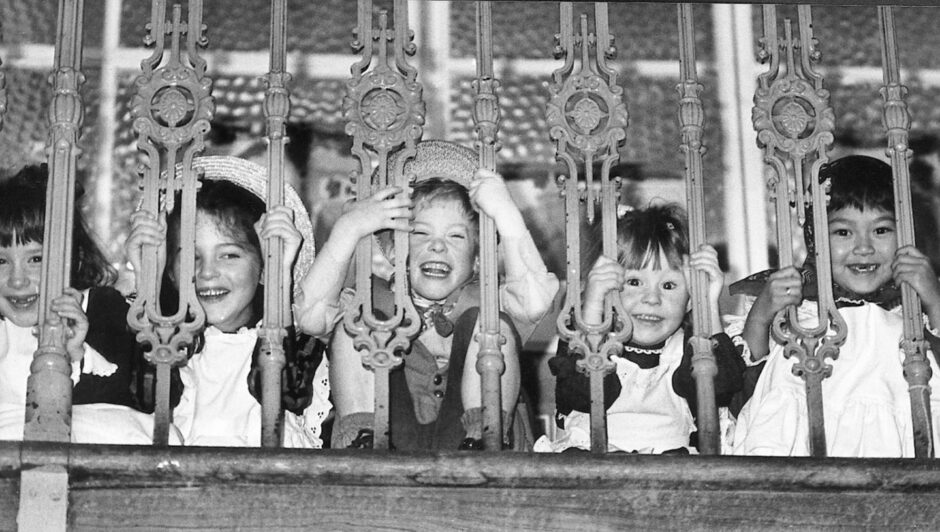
[0,20,6,134]
[676,4,719,455]
[752,5,846,457]
[879,6,934,458]
[472,1,505,451]
[548,2,629,454]
[127,0,213,445]
[259,0,291,448]
[24,0,85,442]
[343,0,424,450]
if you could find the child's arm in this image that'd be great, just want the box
[687,244,724,335]
[469,169,560,339]
[740,266,802,362]
[581,255,624,326]
[294,187,411,338]
[893,245,940,330]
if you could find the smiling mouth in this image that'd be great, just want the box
[847,264,880,274]
[6,294,39,309]
[197,287,230,301]
[419,261,452,278]
[632,314,663,324]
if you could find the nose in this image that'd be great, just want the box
[427,236,446,253]
[8,261,29,289]
[196,257,219,280]
[641,286,662,305]
[853,234,875,255]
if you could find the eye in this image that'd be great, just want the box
[662,281,678,290]
[412,229,429,237]
[624,277,641,287]
[27,255,43,264]
[830,228,849,237]
[448,231,467,240]
[874,225,895,235]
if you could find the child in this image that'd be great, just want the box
[126,156,330,447]
[535,204,744,454]
[296,140,559,450]
[730,155,940,457]
[0,164,160,444]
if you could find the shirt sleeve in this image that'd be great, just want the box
[498,233,560,345]
[549,340,621,416]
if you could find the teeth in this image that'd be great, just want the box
[849,264,877,273]
[197,288,228,298]
[633,314,663,323]
[420,262,451,277]
[7,294,38,307]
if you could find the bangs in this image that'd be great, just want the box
[0,200,44,248]
[618,239,684,271]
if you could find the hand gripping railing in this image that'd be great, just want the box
[343,0,425,450]
[879,6,934,458]
[258,0,292,448]
[548,2,629,454]
[126,0,212,446]
[472,1,506,451]
[752,5,846,457]
[676,4,719,455]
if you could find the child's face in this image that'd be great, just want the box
[618,257,689,347]
[827,206,897,295]
[408,199,476,301]
[173,213,262,333]
[0,239,43,327]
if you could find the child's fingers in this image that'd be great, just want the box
[371,186,404,202]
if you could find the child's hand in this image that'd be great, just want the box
[126,210,167,279]
[892,245,940,313]
[752,266,802,325]
[50,288,88,362]
[334,186,412,242]
[256,205,302,269]
[582,255,624,326]
[469,169,524,238]
[687,244,724,305]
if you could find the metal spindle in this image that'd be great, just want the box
[127,0,212,445]
[752,5,846,456]
[676,4,719,454]
[343,0,424,450]
[549,2,629,454]
[259,0,291,448]
[25,0,85,443]
[878,6,934,458]
[472,1,505,451]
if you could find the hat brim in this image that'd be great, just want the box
[390,140,479,187]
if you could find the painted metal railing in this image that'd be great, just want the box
[548,2,630,454]
[751,5,846,457]
[126,0,211,446]
[879,6,933,458]
[342,0,425,450]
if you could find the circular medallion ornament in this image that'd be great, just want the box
[772,96,815,140]
[362,89,406,131]
[152,86,196,128]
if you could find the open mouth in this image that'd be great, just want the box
[847,263,880,274]
[6,294,39,309]
[632,313,663,324]
[419,261,452,279]
[196,287,230,301]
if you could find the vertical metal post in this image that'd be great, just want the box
[93,0,122,246]
[25,0,86,443]
[472,1,505,451]
[127,0,212,445]
[259,0,292,448]
[879,6,934,458]
[343,0,424,450]
[752,5,846,457]
[677,4,719,455]
[548,2,629,454]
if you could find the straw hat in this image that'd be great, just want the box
[189,155,316,303]
[390,139,478,186]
